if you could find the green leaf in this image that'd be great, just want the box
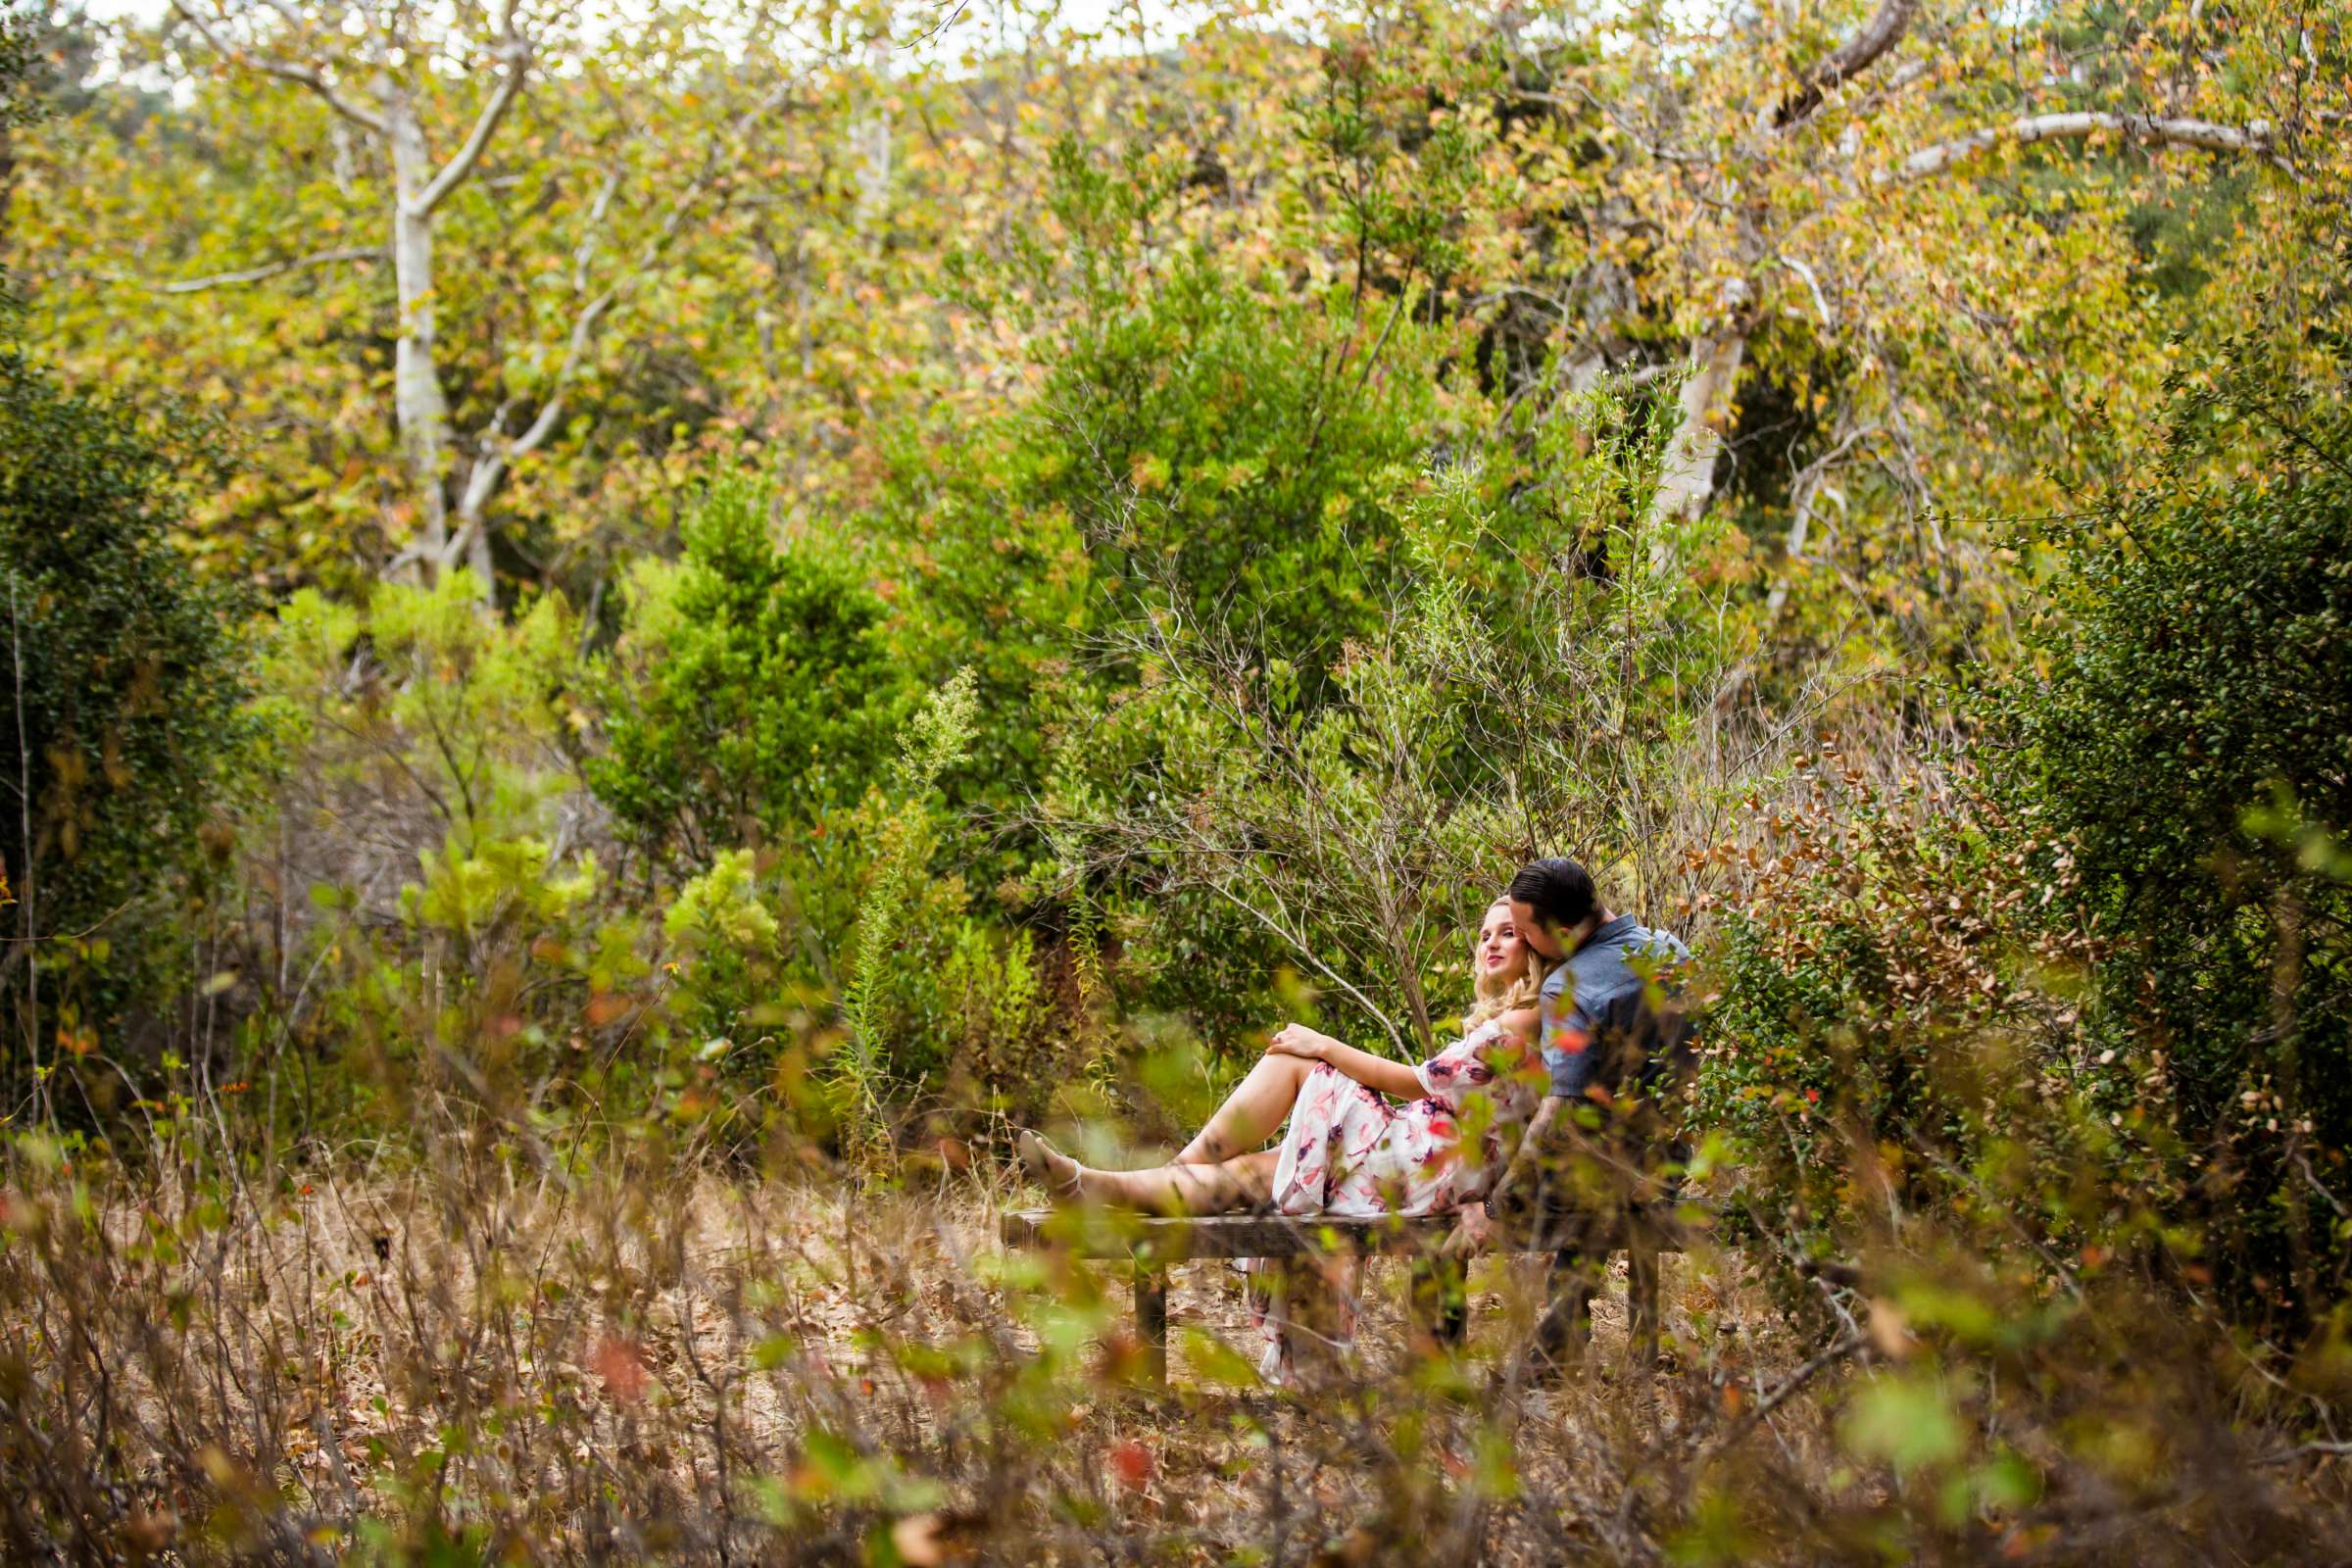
[1841,1373,1967,1475]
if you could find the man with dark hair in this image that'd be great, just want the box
[1446,858,1693,1367]
[1504,857,1691,1117]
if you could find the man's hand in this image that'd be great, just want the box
[1267,1023,1337,1061]
[1439,1201,1491,1259]
[1495,1095,1565,1197]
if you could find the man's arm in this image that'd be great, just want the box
[1504,980,1602,1196]
[1443,1094,1565,1256]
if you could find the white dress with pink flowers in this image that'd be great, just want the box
[1267,1018,1538,1218]
[1244,1018,1540,1381]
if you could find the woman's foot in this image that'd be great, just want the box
[1017,1130,1084,1201]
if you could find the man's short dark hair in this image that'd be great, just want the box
[1507,858,1597,931]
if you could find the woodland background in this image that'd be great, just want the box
[0,0,2349,1561]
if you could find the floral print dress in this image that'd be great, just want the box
[1244,1018,1541,1382]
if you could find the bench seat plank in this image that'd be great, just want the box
[1002,1207,1460,1258]
[1000,1207,1690,1259]
[1001,1203,1703,1385]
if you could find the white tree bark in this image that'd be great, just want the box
[165,3,803,604]
[1647,0,1927,531]
[386,86,458,583]
[1882,113,2279,184]
[1650,326,1748,527]
[852,35,894,237]
[168,2,527,601]
[1643,0,2277,533]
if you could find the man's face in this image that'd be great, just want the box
[1509,899,1568,959]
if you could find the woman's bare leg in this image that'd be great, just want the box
[1087,1150,1277,1214]
[1021,1133,1276,1214]
[1175,1053,1317,1164]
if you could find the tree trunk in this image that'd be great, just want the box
[852,37,893,238]
[1,121,15,265]
[1650,327,1747,527]
[386,90,456,587]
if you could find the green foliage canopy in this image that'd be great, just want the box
[591,479,904,867]
[0,342,247,1065]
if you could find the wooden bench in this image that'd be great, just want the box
[1000,1204,1696,1386]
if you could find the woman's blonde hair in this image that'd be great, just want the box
[1464,897,1552,1029]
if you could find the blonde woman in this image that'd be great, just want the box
[1020,899,1548,1379]
[1020,898,1549,1221]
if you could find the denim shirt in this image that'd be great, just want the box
[1538,915,1692,1100]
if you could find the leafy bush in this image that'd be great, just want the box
[0,344,246,1103]
[875,139,1505,880]
[1015,253,1443,683]
[1993,388,2352,1319]
[1697,758,2172,1296]
[1042,379,1750,1061]
[1702,385,2352,1334]
[663,848,784,1027]
[591,478,905,868]
[246,574,639,1141]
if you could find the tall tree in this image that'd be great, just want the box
[1268,0,2337,660]
[1620,0,2299,530]
[148,0,819,598]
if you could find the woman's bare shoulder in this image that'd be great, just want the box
[1494,1006,1540,1040]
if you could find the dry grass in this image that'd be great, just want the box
[3,1146,2346,1565]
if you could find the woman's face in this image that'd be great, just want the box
[1476,901,1529,980]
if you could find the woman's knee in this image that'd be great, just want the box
[1250,1051,1312,1098]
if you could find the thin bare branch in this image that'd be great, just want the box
[2257,1441,2352,1467]
[571,167,623,291]
[440,73,801,565]
[143,245,386,294]
[1774,0,1920,129]
[446,284,614,558]
[1698,1330,1870,1464]
[408,35,532,218]
[166,0,388,136]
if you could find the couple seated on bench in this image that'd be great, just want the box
[1018,857,1693,1378]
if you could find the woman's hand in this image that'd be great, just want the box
[1439,1200,1492,1259]
[1266,1023,1337,1062]
[1275,1026,1428,1102]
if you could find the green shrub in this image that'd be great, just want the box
[873,140,1503,889]
[834,669,979,1144]
[249,574,632,1142]
[1992,389,2352,1317]
[0,345,246,1102]
[591,478,906,868]
[1707,387,2352,1329]
[1696,760,2168,1299]
[1037,380,1743,1061]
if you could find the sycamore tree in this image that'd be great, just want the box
[21,0,861,596]
[1420,0,2334,642]
[1088,0,2330,663]
[1592,0,2302,525]
[18,0,1191,597]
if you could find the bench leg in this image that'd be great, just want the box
[1407,1255,1469,1355]
[1134,1266,1169,1387]
[1628,1235,1660,1373]
[1535,1249,1597,1377]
